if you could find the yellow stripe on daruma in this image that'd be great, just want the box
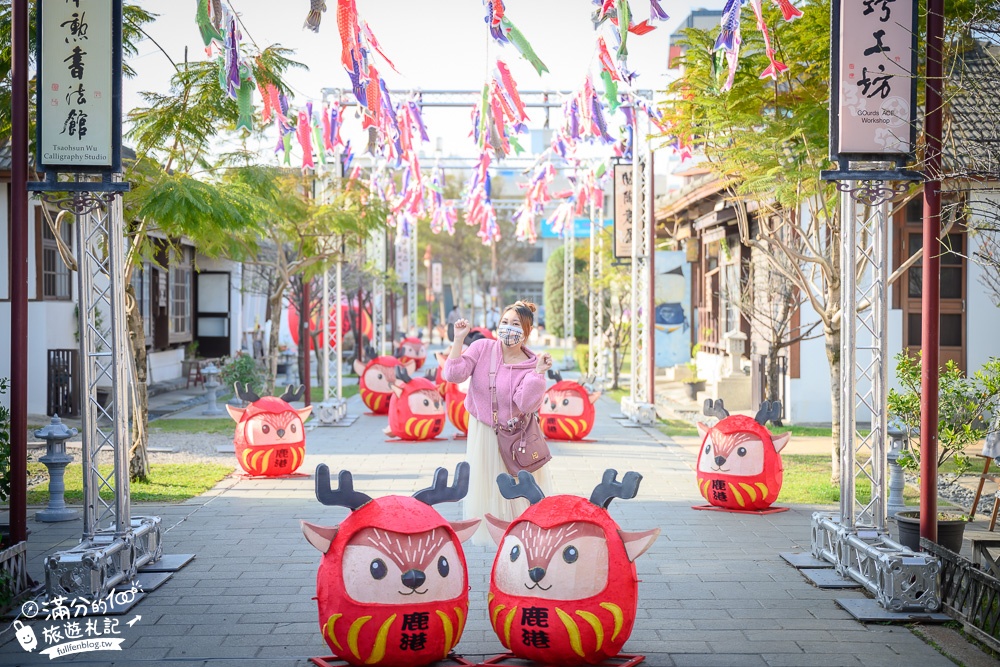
[739,483,758,503]
[325,613,343,651]
[728,482,746,508]
[503,607,518,648]
[600,602,624,641]
[437,610,454,658]
[347,616,371,660]
[576,610,604,651]
[555,607,585,658]
[365,614,396,665]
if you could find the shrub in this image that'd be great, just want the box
[220,353,265,400]
[574,344,589,375]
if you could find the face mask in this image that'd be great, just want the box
[497,324,524,346]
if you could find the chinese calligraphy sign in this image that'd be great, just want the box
[613,163,633,260]
[37,0,121,171]
[834,0,916,157]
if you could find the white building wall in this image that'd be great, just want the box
[966,187,1000,376]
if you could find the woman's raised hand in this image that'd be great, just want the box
[535,353,553,374]
[453,319,470,340]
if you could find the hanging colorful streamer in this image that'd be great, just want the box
[483,0,549,76]
[713,0,802,90]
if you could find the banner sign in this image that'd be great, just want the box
[830,0,917,160]
[654,251,691,368]
[36,0,123,173]
[612,163,633,260]
[431,262,443,294]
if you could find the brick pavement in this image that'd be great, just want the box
[0,394,969,666]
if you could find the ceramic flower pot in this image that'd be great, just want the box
[894,510,967,554]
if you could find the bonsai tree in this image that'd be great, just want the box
[888,351,1000,476]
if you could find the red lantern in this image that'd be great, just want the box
[484,471,659,665]
[354,356,416,415]
[695,400,790,511]
[302,463,480,667]
[387,368,446,441]
[287,301,373,351]
[539,372,601,441]
[396,337,427,370]
[226,384,312,477]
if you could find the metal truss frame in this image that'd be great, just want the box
[588,198,606,382]
[42,188,161,600]
[810,173,939,612]
[562,221,575,367]
[621,113,656,425]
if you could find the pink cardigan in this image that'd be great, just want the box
[442,338,547,426]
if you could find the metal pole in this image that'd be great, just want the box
[588,196,598,377]
[647,147,656,405]
[840,188,858,528]
[336,242,344,401]
[322,265,330,402]
[920,0,944,545]
[629,117,642,407]
[9,0,29,546]
[303,278,312,406]
[564,221,574,364]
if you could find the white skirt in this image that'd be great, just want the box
[464,415,554,547]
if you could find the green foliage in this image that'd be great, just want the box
[574,344,589,375]
[778,455,921,506]
[543,245,589,340]
[150,418,235,436]
[889,351,1000,474]
[0,379,10,504]
[220,353,265,399]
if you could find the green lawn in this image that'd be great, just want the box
[150,418,235,435]
[308,384,360,400]
[778,454,920,506]
[658,419,700,437]
[28,463,233,504]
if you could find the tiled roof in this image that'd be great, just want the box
[944,42,1000,177]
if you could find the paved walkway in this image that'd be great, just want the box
[2,392,986,666]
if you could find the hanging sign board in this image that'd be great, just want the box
[431,262,443,294]
[830,0,917,161]
[36,0,123,173]
[612,163,633,260]
[395,236,411,283]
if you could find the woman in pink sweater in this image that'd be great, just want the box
[443,300,554,545]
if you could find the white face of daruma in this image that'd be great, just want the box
[340,527,466,604]
[245,411,305,447]
[698,430,765,476]
[492,521,609,600]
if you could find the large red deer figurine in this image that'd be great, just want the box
[355,353,417,415]
[539,371,601,441]
[386,368,446,441]
[302,463,480,667]
[227,384,312,477]
[485,470,660,665]
[696,400,789,511]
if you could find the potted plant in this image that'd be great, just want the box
[220,353,265,405]
[683,344,706,400]
[888,351,1000,551]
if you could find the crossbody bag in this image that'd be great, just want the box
[489,341,551,475]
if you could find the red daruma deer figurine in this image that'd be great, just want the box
[696,400,790,511]
[226,384,312,477]
[539,371,601,441]
[484,470,660,665]
[386,368,446,441]
[355,352,417,415]
[396,336,428,370]
[302,463,480,667]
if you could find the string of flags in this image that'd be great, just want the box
[192,0,803,244]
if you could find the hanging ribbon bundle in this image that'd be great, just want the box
[196,0,256,132]
[713,0,803,91]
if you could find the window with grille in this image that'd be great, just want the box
[169,247,193,339]
[41,213,73,300]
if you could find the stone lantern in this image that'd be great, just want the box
[34,415,79,523]
[201,363,224,416]
[886,419,909,520]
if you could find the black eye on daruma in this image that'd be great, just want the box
[262,424,270,434]
[737,447,747,457]
[423,399,429,406]
[290,423,297,433]
[704,444,711,454]
[437,556,450,577]
[562,399,570,406]
[510,545,520,562]
[563,545,579,563]
[370,559,387,580]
